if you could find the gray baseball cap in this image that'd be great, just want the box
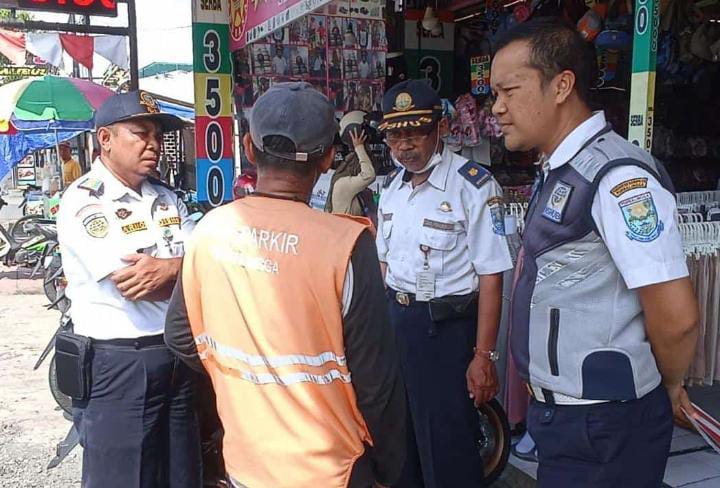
[250,82,338,162]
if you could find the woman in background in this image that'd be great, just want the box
[326,111,376,216]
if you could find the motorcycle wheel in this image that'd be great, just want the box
[43,243,70,314]
[476,398,511,485]
[49,354,73,415]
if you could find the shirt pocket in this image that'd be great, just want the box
[382,219,393,239]
[419,220,460,273]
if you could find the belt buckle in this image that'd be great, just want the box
[396,292,410,306]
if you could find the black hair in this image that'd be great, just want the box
[494,17,596,107]
[253,135,328,177]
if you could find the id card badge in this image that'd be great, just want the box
[416,271,436,302]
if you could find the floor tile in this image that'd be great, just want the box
[679,476,720,487]
[509,454,538,480]
[671,433,710,453]
[664,452,720,487]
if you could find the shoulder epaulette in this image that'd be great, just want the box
[458,160,491,189]
[383,168,402,188]
[148,176,175,192]
[77,177,104,197]
[383,168,402,189]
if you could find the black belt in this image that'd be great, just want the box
[387,288,478,322]
[92,334,165,349]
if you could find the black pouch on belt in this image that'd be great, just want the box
[428,293,479,322]
[55,331,93,401]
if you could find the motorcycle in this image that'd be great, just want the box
[477,399,511,484]
[34,294,78,470]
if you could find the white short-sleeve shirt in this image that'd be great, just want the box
[58,160,195,339]
[377,146,513,296]
[547,111,688,289]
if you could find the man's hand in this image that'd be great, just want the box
[466,356,499,407]
[110,254,179,301]
[666,382,695,430]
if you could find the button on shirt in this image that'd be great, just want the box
[377,146,513,296]
[547,111,688,289]
[58,160,195,339]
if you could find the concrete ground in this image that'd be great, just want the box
[0,271,81,486]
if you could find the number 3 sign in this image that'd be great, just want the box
[192,0,234,206]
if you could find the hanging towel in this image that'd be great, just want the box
[60,34,94,70]
[94,35,128,69]
[26,32,64,69]
[0,28,27,65]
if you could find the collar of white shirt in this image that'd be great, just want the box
[546,111,608,171]
[399,144,454,191]
[93,158,158,202]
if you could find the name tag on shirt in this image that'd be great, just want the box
[416,271,436,302]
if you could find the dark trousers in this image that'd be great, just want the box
[528,385,673,488]
[72,339,202,488]
[388,297,484,488]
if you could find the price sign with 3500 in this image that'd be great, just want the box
[202,29,225,206]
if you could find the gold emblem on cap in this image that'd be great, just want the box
[468,167,479,177]
[393,92,414,112]
[139,91,160,114]
[440,201,452,212]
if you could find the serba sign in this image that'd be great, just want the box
[18,0,118,17]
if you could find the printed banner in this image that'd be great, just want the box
[230,0,333,50]
[192,0,234,206]
[0,65,48,77]
[232,0,387,112]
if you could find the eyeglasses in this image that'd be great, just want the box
[384,128,435,145]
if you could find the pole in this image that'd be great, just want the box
[627,0,659,151]
[127,0,139,90]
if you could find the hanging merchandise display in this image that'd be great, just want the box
[233,0,387,113]
[192,0,235,206]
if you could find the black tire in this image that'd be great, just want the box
[477,398,511,485]
[43,243,70,313]
[49,354,73,415]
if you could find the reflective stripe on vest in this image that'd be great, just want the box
[196,333,352,386]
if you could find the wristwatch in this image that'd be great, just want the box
[474,348,500,362]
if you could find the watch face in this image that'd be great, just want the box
[489,351,500,361]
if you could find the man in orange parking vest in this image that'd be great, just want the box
[165,82,406,488]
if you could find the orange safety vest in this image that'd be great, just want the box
[182,197,373,488]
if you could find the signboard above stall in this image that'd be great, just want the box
[17,0,118,17]
[230,0,334,50]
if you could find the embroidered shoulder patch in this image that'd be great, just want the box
[619,192,664,242]
[610,178,648,197]
[78,177,104,197]
[542,181,573,223]
[486,196,506,235]
[383,168,401,189]
[458,161,490,189]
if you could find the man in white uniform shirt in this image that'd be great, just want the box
[494,19,699,487]
[57,91,201,488]
[376,80,513,487]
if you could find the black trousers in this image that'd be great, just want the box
[388,297,484,488]
[528,385,673,488]
[72,339,202,488]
